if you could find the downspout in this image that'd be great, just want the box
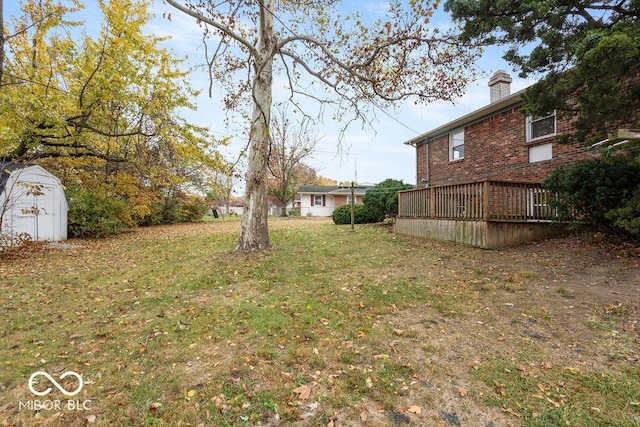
[424,142,430,188]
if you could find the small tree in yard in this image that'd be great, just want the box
[164,0,479,251]
[207,169,238,217]
[267,105,319,217]
[363,179,414,223]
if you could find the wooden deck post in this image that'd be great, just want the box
[429,186,436,218]
[483,180,491,221]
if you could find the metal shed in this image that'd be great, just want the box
[1,164,68,242]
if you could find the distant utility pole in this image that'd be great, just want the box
[350,181,355,231]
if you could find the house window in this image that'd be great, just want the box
[526,112,556,141]
[449,129,464,161]
[529,143,553,163]
[314,195,323,206]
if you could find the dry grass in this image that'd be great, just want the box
[0,217,638,426]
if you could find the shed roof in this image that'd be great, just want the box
[403,89,526,147]
[1,163,63,196]
[1,162,30,195]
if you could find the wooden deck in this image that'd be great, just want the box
[395,180,566,249]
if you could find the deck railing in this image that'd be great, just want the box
[398,180,558,222]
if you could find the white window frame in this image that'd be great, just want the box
[313,195,323,206]
[526,111,556,142]
[528,143,553,163]
[449,129,464,161]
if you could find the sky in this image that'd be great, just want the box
[141,1,538,188]
[5,0,538,190]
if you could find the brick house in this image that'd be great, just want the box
[404,70,593,187]
[394,71,603,248]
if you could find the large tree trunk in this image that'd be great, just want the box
[279,202,288,217]
[235,2,274,251]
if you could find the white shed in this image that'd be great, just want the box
[1,164,68,242]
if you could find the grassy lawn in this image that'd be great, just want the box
[1,217,638,426]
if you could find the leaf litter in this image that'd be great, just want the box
[0,219,638,426]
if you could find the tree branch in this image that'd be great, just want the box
[164,0,259,58]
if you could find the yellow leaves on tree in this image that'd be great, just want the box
[2,0,227,219]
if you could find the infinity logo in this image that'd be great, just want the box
[28,371,84,397]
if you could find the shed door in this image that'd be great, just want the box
[11,183,56,241]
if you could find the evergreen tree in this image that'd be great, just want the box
[445,0,640,144]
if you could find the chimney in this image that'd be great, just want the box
[488,70,512,103]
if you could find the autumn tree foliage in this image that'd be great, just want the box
[165,0,479,251]
[445,0,640,145]
[1,0,225,230]
[313,176,337,186]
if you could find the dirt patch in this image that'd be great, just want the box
[332,237,639,426]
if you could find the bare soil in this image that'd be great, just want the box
[337,235,640,426]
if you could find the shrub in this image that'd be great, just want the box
[140,195,208,226]
[332,204,377,225]
[544,156,640,234]
[158,197,182,224]
[363,178,413,222]
[140,199,174,226]
[179,196,209,222]
[67,187,132,238]
[605,186,640,235]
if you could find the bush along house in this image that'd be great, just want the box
[395,70,595,248]
[297,184,372,217]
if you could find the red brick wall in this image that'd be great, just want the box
[416,106,596,187]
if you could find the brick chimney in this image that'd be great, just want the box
[488,70,512,103]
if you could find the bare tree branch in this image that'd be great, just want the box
[164,0,259,58]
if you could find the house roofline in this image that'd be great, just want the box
[404,89,526,147]
[297,185,372,195]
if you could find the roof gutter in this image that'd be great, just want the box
[404,89,526,147]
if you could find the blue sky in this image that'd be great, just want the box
[5,1,537,189]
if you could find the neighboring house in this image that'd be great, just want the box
[404,70,593,187]
[217,197,282,217]
[1,164,68,242]
[298,184,372,216]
